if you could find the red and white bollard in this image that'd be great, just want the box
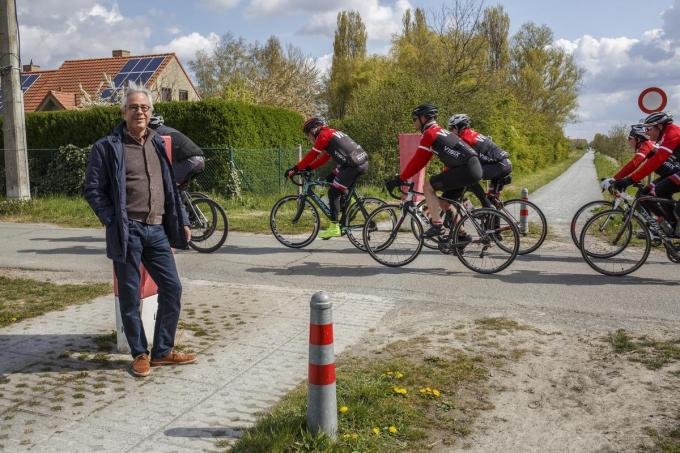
[113,135,173,354]
[519,188,529,235]
[307,291,337,439]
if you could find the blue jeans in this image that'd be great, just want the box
[114,221,182,359]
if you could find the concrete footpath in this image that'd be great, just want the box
[0,281,394,452]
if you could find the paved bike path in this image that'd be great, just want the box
[530,150,602,231]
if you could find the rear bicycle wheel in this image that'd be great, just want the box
[270,195,320,248]
[363,205,422,267]
[570,200,614,248]
[451,208,519,274]
[188,198,228,253]
[579,209,650,276]
[414,199,442,250]
[344,197,386,252]
[502,199,547,255]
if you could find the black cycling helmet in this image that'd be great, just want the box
[640,111,673,127]
[411,104,438,120]
[448,113,471,131]
[302,117,326,135]
[149,115,164,129]
[628,124,649,141]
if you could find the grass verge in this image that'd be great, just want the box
[0,276,111,327]
[0,151,584,233]
[228,338,491,452]
[607,329,680,370]
[594,152,620,180]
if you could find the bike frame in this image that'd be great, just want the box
[608,196,678,254]
[295,174,372,229]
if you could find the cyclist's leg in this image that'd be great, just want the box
[650,173,680,227]
[484,158,512,195]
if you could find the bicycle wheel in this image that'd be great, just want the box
[579,209,650,276]
[344,197,386,252]
[502,199,548,255]
[451,208,519,274]
[570,200,614,248]
[188,198,228,253]
[270,195,320,248]
[363,205,423,267]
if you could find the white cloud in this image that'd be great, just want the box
[200,0,240,10]
[167,27,182,35]
[153,32,220,63]
[315,53,333,76]
[247,0,412,42]
[18,2,151,69]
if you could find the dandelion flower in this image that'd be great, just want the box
[433,389,441,397]
[351,433,359,440]
[339,406,349,414]
[395,371,404,379]
[10,317,17,322]
[372,427,381,435]
[388,426,398,434]
[342,433,351,440]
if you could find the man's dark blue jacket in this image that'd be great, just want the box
[84,122,188,263]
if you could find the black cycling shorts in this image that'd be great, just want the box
[330,162,369,193]
[431,157,483,200]
[482,158,512,182]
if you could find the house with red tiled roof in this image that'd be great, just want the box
[12,50,200,113]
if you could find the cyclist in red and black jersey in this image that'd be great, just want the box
[387,104,482,238]
[613,112,680,235]
[448,114,512,208]
[286,117,369,239]
[603,124,680,190]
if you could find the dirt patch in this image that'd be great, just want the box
[352,307,680,452]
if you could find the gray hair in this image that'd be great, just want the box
[119,82,154,113]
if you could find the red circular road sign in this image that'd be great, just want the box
[638,87,667,114]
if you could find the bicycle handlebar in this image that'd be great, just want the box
[386,181,415,200]
[288,170,330,188]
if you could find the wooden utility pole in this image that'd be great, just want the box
[0,0,30,199]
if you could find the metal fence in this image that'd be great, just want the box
[1,146,309,197]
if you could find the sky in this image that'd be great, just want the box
[15,0,680,139]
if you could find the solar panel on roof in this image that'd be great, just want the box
[131,58,152,72]
[119,59,139,73]
[145,57,164,72]
[20,74,40,92]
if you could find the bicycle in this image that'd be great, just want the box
[415,185,547,255]
[178,178,229,253]
[270,170,385,250]
[362,182,520,274]
[570,182,637,249]
[579,191,680,276]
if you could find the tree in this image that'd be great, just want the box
[189,34,321,114]
[480,5,510,73]
[509,22,583,126]
[327,10,367,119]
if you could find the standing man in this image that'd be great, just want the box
[84,82,197,377]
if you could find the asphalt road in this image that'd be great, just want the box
[0,150,677,330]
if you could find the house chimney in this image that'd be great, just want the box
[112,50,130,58]
[22,59,40,72]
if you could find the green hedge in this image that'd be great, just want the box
[0,99,304,149]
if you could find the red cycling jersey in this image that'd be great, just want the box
[458,128,509,163]
[613,140,655,179]
[630,123,680,182]
[400,122,477,180]
[296,127,368,170]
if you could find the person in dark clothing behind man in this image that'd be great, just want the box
[84,83,197,378]
[149,115,205,186]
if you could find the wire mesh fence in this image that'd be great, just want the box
[1,147,307,197]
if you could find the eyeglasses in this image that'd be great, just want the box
[127,104,151,113]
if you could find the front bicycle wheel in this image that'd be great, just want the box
[451,208,519,274]
[188,198,228,253]
[270,195,320,248]
[570,200,614,248]
[344,197,386,252]
[363,205,423,267]
[502,199,547,255]
[579,209,650,276]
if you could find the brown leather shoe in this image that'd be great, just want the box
[150,350,197,367]
[130,354,151,377]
